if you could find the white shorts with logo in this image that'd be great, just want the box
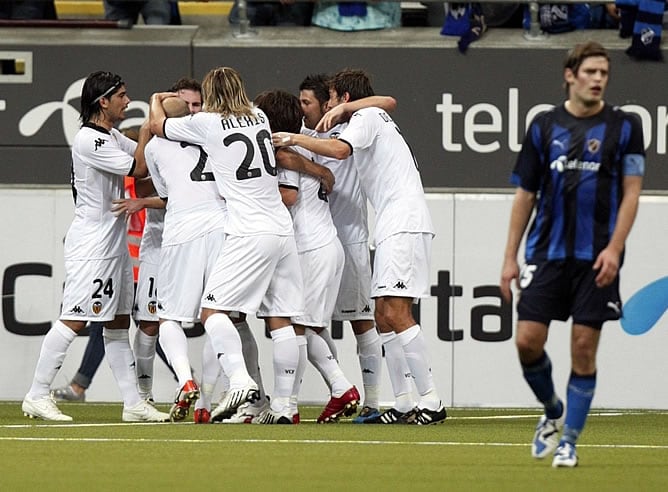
[293,238,344,328]
[134,260,159,322]
[61,253,134,322]
[158,230,226,323]
[202,234,304,318]
[333,241,374,321]
[371,232,433,300]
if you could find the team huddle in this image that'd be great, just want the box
[21,41,646,469]
[21,65,446,427]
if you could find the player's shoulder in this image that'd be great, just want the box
[609,103,642,126]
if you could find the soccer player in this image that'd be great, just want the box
[22,71,169,422]
[499,41,645,467]
[298,73,405,423]
[273,69,446,425]
[170,77,202,115]
[255,89,360,423]
[149,67,304,424]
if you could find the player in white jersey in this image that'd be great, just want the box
[255,90,360,424]
[298,73,411,423]
[273,69,446,425]
[149,67,304,424]
[22,71,169,423]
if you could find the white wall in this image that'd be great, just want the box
[1,189,666,408]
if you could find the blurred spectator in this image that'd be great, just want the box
[590,3,620,29]
[312,1,401,31]
[228,0,313,26]
[0,0,56,19]
[104,0,179,25]
[522,3,591,33]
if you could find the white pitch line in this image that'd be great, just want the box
[0,436,667,450]
[3,410,665,429]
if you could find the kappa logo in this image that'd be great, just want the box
[205,294,216,302]
[69,305,84,314]
[362,368,375,374]
[94,138,107,151]
[361,305,371,313]
[393,281,407,290]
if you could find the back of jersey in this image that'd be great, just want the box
[165,109,293,238]
[146,137,227,246]
[339,108,433,243]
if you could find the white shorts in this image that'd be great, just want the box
[293,238,344,328]
[158,230,226,323]
[202,234,304,318]
[134,260,159,322]
[371,232,433,300]
[61,253,134,322]
[333,241,374,321]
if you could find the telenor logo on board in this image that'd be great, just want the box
[621,277,668,335]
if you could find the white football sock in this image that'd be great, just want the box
[158,320,192,387]
[197,335,221,410]
[104,328,142,408]
[270,325,298,412]
[204,313,250,389]
[27,320,77,399]
[317,327,338,360]
[290,334,308,415]
[236,320,266,400]
[133,327,157,398]
[397,325,440,410]
[381,331,415,413]
[306,328,351,397]
[355,328,382,408]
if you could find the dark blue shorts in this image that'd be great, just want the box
[516,259,621,329]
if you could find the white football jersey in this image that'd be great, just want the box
[65,124,136,260]
[304,123,369,245]
[146,137,227,247]
[338,108,434,243]
[278,145,337,253]
[164,109,293,237]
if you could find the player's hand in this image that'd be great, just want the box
[319,167,335,194]
[316,104,349,132]
[111,198,145,216]
[151,91,177,104]
[593,247,620,288]
[500,258,519,304]
[272,132,295,147]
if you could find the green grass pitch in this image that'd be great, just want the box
[1,402,666,491]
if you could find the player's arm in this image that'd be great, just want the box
[149,92,177,138]
[130,121,151,178]
[593,174,643,287]
[134,176,156,198]
[273,132,351,161]
[500,187,536,303]
[316,95,397,132]
[276,148,335,194]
